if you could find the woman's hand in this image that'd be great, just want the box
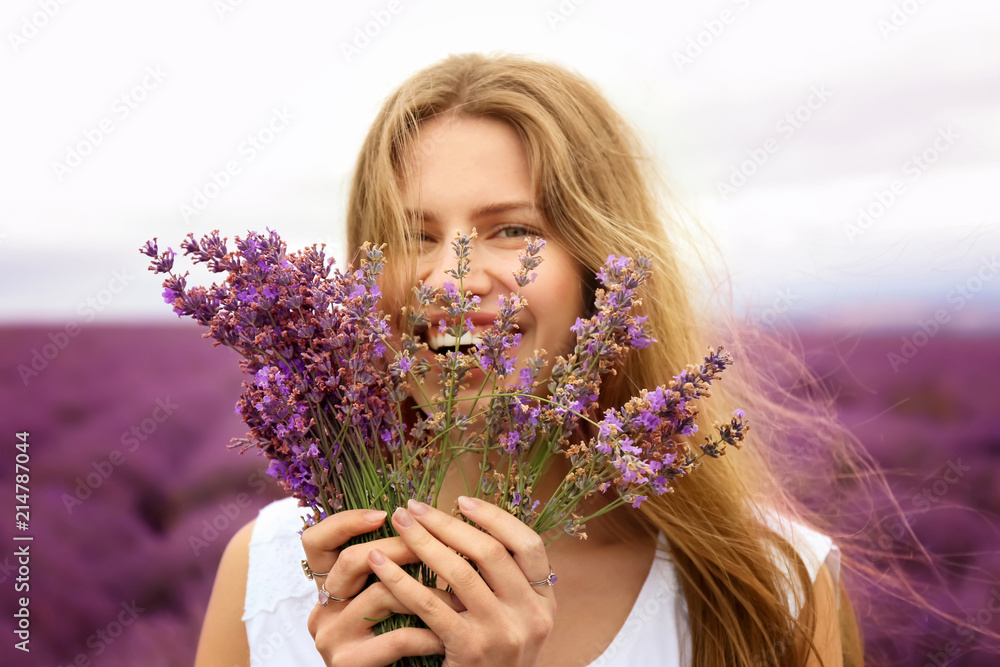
[303,509,456,666]
[368,495,557,667]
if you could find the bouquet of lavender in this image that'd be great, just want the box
[141,228,747,664]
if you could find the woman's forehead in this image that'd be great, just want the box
[396,119,536,219]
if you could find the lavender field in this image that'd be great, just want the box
[1,323,997,666]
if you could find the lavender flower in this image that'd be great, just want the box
[142,228,749,665]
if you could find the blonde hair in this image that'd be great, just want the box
[345,52,866,665]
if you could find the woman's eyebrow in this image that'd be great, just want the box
[404,201,538,223]
[470,201,538,219]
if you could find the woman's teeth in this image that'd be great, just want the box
[428,331,482,352]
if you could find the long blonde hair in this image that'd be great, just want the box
[345,52,866,666]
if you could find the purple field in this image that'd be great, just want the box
[1,324,997,666]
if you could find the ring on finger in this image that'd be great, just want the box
[318,582,351,607]
[301,559,330,581]
[528,567,557,587]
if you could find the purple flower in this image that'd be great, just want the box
[501,431,519,453]
[599,411,623,439]
[140,239,158,257]
[648,387,666,412]
[266,459,287,479]
[635,410,661,432]
[151,248,175,274]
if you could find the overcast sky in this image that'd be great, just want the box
[2,0,998,330]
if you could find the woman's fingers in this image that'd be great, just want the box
[406,497,554,600]
[310,579,451,667]
[322,535,421,596]
[305,498,553,666]
[318,626,444,667]
[367,500,557,667]
[368,549,466,639]
[301,509,420,596]
[388,506,505,613]
[349,627,444,667]
[301,509,388,574]
[309,581,463,638]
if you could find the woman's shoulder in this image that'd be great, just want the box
[247,496,311,544]
[590,514,839,667]
[756,508,842,618]
[194,518,256,666]
[243,496,317,620]
[241,497,327,666]
[759,510,837,582]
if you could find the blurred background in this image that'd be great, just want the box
[1,0,998,664]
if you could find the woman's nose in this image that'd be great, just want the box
[421,238,493,298]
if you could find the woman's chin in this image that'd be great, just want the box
[414,367,502,417]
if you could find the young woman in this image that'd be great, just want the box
[195,53,861,666]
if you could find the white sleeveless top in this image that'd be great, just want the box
[242,497,839,666]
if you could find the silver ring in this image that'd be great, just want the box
[318,582,350,607]
[528,567,557,587]
[302,559,330,581]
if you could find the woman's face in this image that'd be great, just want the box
[398,114,585,408]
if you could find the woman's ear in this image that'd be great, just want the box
[580,268,599,319]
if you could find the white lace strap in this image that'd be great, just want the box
[242,497,317,621]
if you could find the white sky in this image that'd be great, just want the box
[1,0,999,329]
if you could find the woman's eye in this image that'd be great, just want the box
[405,230,436,248]
[496,225,538,239]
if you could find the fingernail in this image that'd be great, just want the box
[393,506,414,528]
[457,496,479,513]
[364,510,387,524]
[369,548,385,566]
[407,499,429,516]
